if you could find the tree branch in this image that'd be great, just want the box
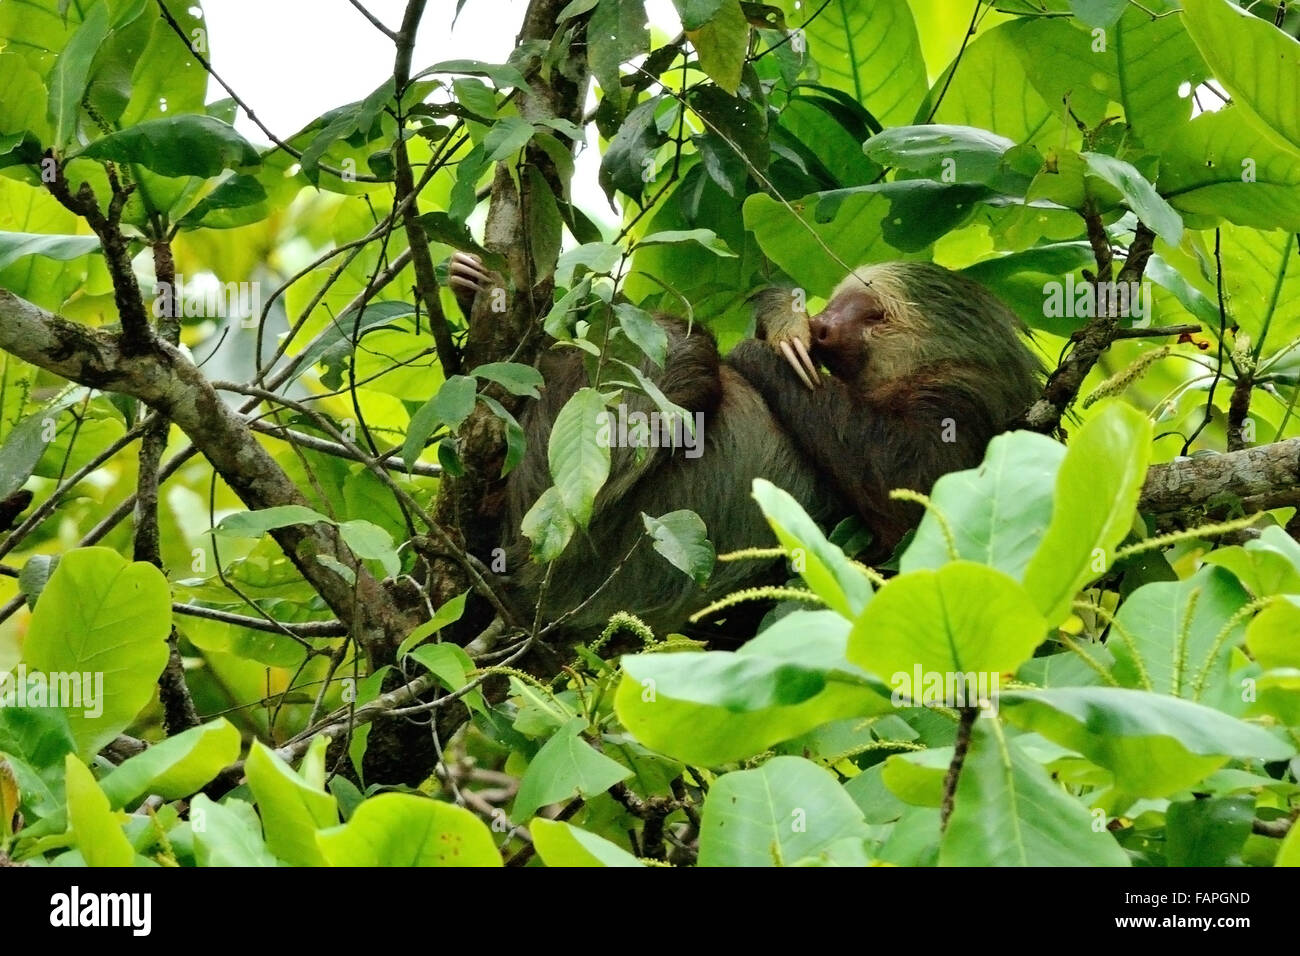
[0,289,417,657]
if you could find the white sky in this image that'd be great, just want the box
[203,0,683,228]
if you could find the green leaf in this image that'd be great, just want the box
[177,174,269,229]
[556,241,623,286]
[412,59,530,91]
[848,562,1047,687]
[317,793,501,866]
[1205,526,1300,600]
[863,124,1029,193]
[999,686,1295,797]
[1181,0,1300,157]
[672,0,725,30]
[245,740,338,866]
[190,795,279,867]
[402,374,479,467]
[480,394,527,477]
[512,718,631,821]
[99,719,241,809]
[24,548,171,758]
[1165,795,1253,866]
[800,0,926,128]
[642,510,715,585]
[290,301,417,386]
[598,97,666,202]
[698,756,870,866]
[483,115,536,162]
[615,610,891,765]
[1110,566,1249,697]
[548,387,612,527]
[64,754,132,867]
[901,431,1065,579]
[938,719,1130,866]
[531,818,645,866]
[337,520,400,578]
[407,643,486,714]
[636,228,736,256]
[1247,598,1300,671]
[686,0,748,94]
[47,3,109,147]
[1068,0,1127,27]
[520,485,577,563]
[588,0,650,112]
[0,396,79,499]
[614,302,668,367]
[751,479,873,618]
[1081,152,1183,243]
[472,362,544,398]
[1022,403,1152,626]
[397,591,470,659]
[743,182,988,296]
[0,232,100,272]
[78,115,259,178]
[215,505,330,538]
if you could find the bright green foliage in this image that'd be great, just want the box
[0,0,1298,871]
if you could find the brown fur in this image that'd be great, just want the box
[500,262,1041,640]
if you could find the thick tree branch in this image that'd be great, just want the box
[1140,437,1300,516]
[0,289,417,657]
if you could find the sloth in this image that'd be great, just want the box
[447,253,1041,641]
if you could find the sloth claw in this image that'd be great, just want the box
[449,251,493,294]
[779,339,819,390]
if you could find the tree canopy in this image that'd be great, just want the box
[0,0,1298,872]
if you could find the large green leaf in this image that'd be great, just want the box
[512,718,631,822]
[685,0,748,94]
[1182,0,1300,156]
[1080,152,1183,243]
[317,793,501,866]
[615,610,891,765]
[1110,566,1249,699]
[245,739,338,866]
[697,756,871,866]
[743,182,988,296]
[1165,795,1253,866]
[24,548,171,758]
[531,819,645,867]
[588,0,649,112]
[938,719,1130,866]
[46,2,109,147]
[190,795,279,867]
[64,753,132,867]
[901,431,1065,579]
[926,21,1054,145]
[751,479,873,618]
[1000,686,1295,797]
[1022,403,1152,626]
[863,124,1029,193]
[0,232,99,272]
[548,387,612,527]
[99,719,241,809]
[78,115,259,178]
[802,0,926,127]
[849,562,1047,687]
